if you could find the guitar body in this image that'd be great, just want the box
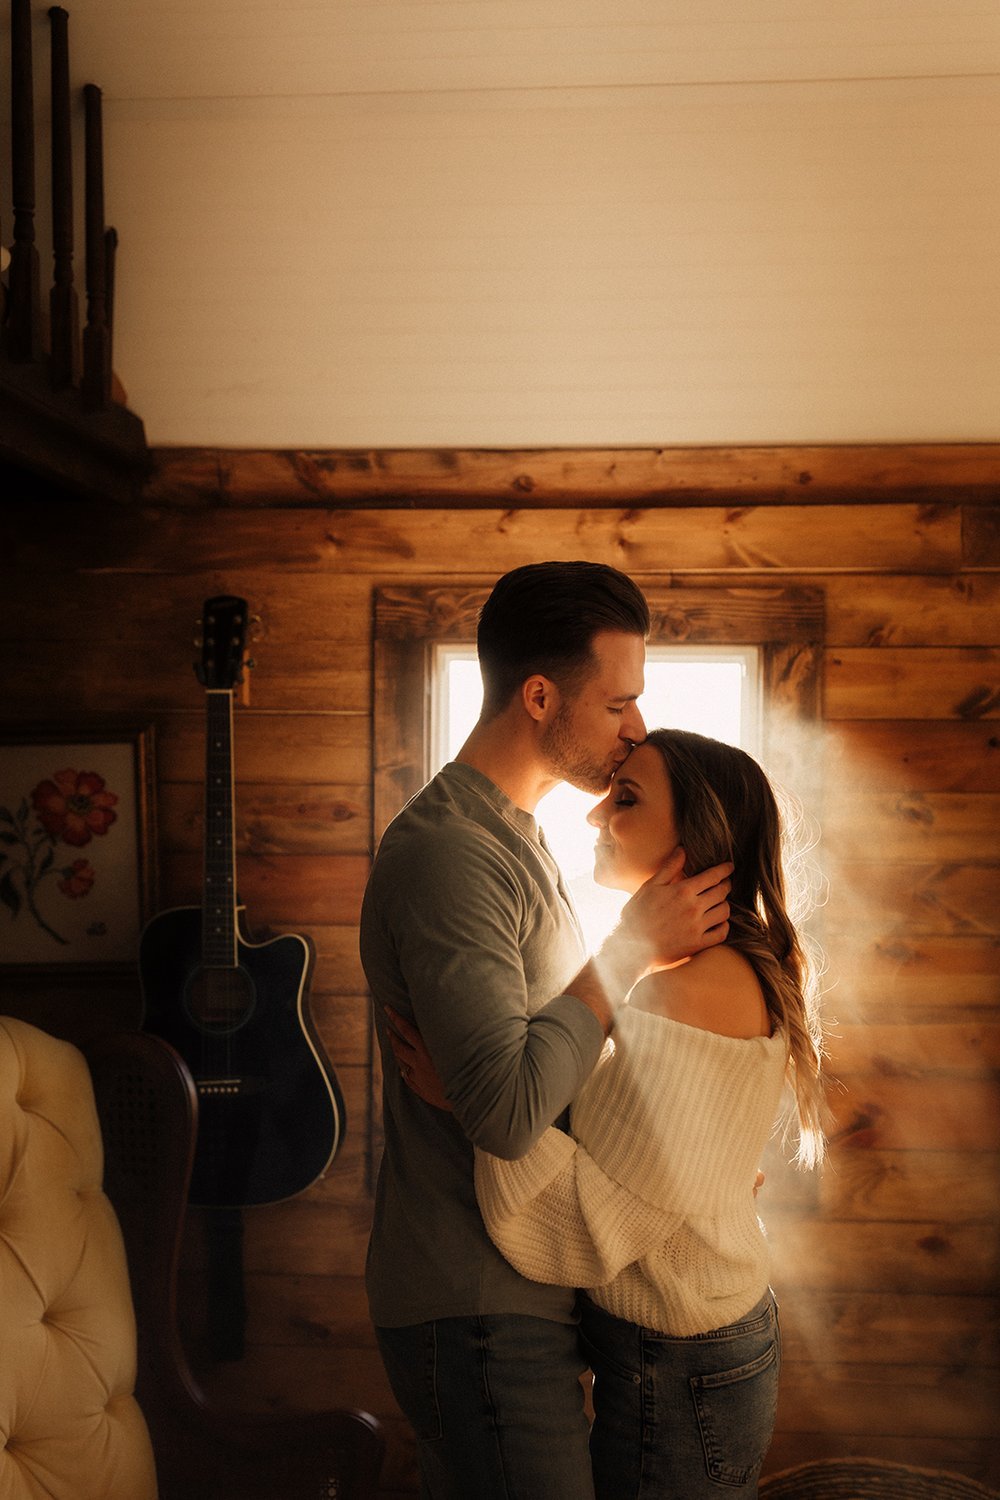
[140,904,344,1207]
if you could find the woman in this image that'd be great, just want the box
[394,729,826,1499]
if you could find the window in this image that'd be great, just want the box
[373,580,823,856]
[431,643,760,770]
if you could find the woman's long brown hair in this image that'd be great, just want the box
[645,729,827,1168]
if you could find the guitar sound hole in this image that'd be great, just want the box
[185,965,256,1034]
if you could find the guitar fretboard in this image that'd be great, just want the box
[203,690,238,967]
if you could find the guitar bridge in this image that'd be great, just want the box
[197,1077,243,1096]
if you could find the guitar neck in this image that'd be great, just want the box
[203,689,238,968]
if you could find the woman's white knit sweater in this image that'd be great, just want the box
[475,1005,788,1337]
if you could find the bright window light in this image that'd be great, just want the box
[431,644,760,950]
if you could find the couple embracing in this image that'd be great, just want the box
[361,561,825,1500]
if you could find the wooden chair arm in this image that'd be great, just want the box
[86,1030,385,1500]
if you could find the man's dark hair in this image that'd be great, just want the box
[477,561,650,719]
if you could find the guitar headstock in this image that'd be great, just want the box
[195,595,251,690]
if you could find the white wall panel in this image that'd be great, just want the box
[104,75,1000,445]
[3,1,997,446]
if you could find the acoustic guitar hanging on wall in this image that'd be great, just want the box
[140,595,344,1208]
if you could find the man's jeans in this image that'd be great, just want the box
[581,1289,781,1499]
[375,1314,595,1500]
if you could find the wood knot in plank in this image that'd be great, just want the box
[916,1234,951,1257]
[897,796,933,827]
[289,452,327,497]
[955,686,1000,720]
[834,1105,882,1149]
[874,941,918,964]
[872,1053,908,1078]
[659,608,693,641]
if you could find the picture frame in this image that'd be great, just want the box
[0,724,157,973]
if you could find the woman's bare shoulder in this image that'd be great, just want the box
[629,946,770,1039]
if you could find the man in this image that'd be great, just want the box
[360,561,732,1499]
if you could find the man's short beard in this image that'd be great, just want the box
[540,701,617,796]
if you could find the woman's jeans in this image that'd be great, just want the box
[375,1313,595,1500]
[581,1289,781,1499]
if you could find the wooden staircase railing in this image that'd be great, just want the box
[2,0,149,501]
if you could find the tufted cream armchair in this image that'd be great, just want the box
[0,1014,384,1500]
[0,1014,158,1500]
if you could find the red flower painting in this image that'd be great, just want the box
[1,766,120,945]
[58,858,97,898]
[32,770,118,846]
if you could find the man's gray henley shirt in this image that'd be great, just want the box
[360,761,607,1327]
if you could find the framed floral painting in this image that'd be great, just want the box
[0,726,156,971]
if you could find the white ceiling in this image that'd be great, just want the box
[3,2,1000,449]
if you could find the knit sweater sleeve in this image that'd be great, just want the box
[474,1126,674,1289]
[474,1009,788,1293]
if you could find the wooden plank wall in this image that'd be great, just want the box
[1,446,997,1495]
